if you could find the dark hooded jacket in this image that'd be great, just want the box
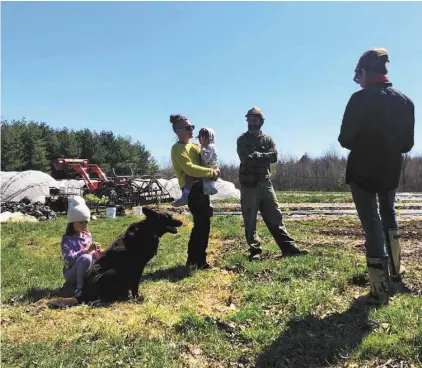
[338,81,415,193]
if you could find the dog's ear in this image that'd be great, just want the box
[126,222,140,236]
[143,207,158,219]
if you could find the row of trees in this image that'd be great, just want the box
[161,152,422,192]
[271,152,421,192]
[209,152,350,191]
[2,119,420,191]
[272,152,348,191]
[1,119,159,175]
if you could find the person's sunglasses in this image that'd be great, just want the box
[77,221,88,225]
[185,125,195,131]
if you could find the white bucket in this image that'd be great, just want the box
[105,206,116,218]
[132,206,143,216]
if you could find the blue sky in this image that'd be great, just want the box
[2,1,421,165]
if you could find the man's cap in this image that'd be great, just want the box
[355,48,390,74]
[245,106,264,120]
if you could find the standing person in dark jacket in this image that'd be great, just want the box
[237,106,308,261]
[339,48,415,304]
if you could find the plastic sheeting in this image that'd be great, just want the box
[156,177,240,201]
[0,211,38,223]
[0,171,58,203]
[56,179,86,194]
[1,171,241,203]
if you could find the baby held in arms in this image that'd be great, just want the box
[172,127,219,207]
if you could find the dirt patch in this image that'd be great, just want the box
[316,227,365,238]
[194,202,422,213]
[180,349,229,368]
[331,359,420,368]
[281,203,421,211]
[301,238,364,249]
[315,219,422,241]
[400,223,422,240]
[207,236,240,267]
[312,218,422,290]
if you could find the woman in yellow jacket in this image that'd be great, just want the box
[170,114,220,270]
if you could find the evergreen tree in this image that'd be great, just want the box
[58,128,81,158]
[1,121,25,171]
[45,130,62,162]
[30,140,50,171]
[1,119,159,176]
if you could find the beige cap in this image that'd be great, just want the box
[245,106,265,120]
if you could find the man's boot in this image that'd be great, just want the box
[367,257,390,305]
[266,223,308,257]
[281,242,309,257]
[386,229,406,281]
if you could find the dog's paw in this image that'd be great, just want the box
[130,295,145,303]
[90,300,112,308]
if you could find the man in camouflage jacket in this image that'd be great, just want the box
[237,106,308,261]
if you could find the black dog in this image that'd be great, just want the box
[79,207,183,303]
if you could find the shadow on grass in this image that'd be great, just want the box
[6,266,191,309]
[141,265,190,283]
[350,273,414,295]
[46,266,192,309]
[5,287,60,304]
[255,298,377,368]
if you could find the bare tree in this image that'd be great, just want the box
[157,150,422,192]
[157,158,175,178]
[220,161,240,188]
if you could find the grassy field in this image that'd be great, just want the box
[214,191,354,204]
[275,191,353,204]
[1,213,421,367]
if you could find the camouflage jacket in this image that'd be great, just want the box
[236,131,278,187]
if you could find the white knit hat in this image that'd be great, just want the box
[67,204,91,224]
[68,196,86,210]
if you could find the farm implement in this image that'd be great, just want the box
[46,158,174,211]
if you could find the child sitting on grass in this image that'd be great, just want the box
[172,127,219,207]
[61,202,102,298]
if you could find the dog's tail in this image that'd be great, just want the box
[47,297,79,309]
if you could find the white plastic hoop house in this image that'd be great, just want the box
[1,171,240,203]
[155,177,240,201]
[0,171,59,203]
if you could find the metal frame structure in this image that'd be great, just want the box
[132,175,174,205]
[50,158,174,208]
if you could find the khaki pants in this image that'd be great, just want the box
[240,179,295,256]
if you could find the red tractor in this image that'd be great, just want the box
[51,158,108,193]
[50,158,174,207]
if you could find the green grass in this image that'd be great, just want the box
[212,191,354,204]
[1,214,421,367]
[276,191,353,203]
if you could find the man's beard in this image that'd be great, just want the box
[248,124,261,137]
